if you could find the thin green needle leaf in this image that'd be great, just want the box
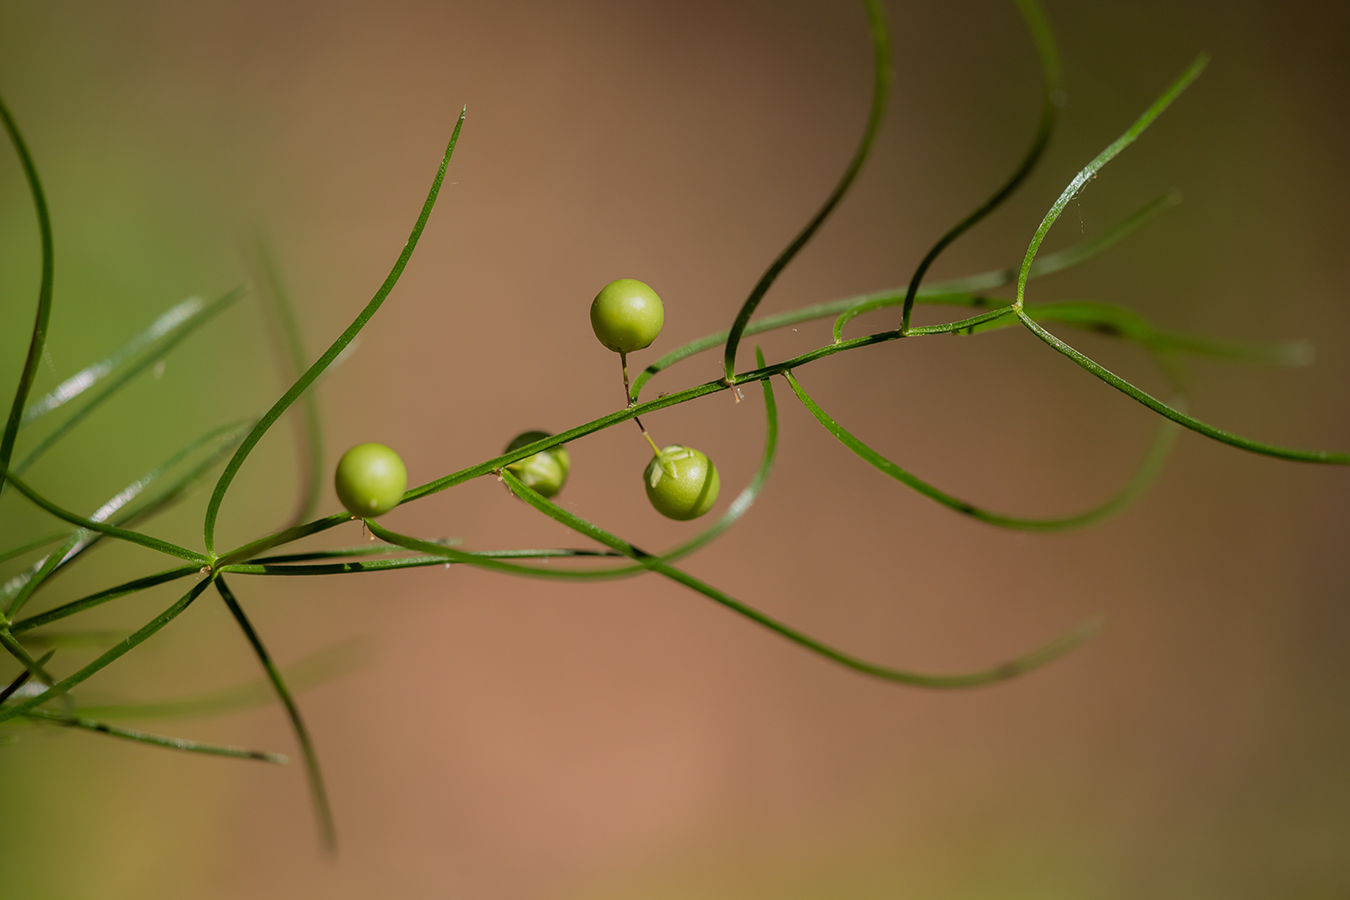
[900,299,1309,369]
[836,192,1181,340]
[1015,54,1209,310]
[4,431,241,625]
[366,524,592,581]
[203,110,466,555]
[22,708,287,763]
[899,0,1061,332]
[244,231,324,527]
[221,548,624,576]
[249,543,459,564]
[0,94,54,505]
[11,566,198,635]
[0,630,58,688]
[2,421,244,616]
[12,286,248,479]
[21,294,239,426]
[634,189,1179,389]
[216,513,354,567]
[16,630,122,650]
[215,577,336,855]
[1019,311,1350,463]
[784,369,1178,530]
[0,532,70,565]
[999,55,1341,462]
[221,556,451,576]
[0,649,53,704]
[374,514,1090,691]
[1013,190,1181,283]
[75,637,367,721]
[722,0,891,381]
[496,469,1096,689]
[1027,302,1311,365]
[3,468,208,564]
[0,575,213,725]
[3,531,80,620]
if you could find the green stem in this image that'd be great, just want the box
[0,576,214,725]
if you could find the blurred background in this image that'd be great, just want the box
[1,0,1348,897]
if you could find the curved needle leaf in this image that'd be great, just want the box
[0,532,71,566]
[203,109,466,554]
[1019,312,1350,463]
[722,0,891,380]
[375,515,1094,689]
[1025,303,1311,366]
[0,575,214,726]
[21,708,286,763]
[1011,54,1349,464]
[12,286,248,478]
[11,566,198,635]
[215,577,335,855]
[640,191,1183,398]
[493,469,1098,688]
[1006,190,1181,285]
[3,420,247,617]
[835,191,1183,341]
[2,532,81,621]
[898,0,1061,332]
[944,301,1311,366]
[21,294,237,426]
[1014,54,1208,310]
[784,369,1178,530]
[369,485,1096,690]
[0,93,54,504]
[3,468,208,564]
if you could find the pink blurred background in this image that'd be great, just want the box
[1,0,1348,897]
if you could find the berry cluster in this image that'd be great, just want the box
[334,278,718,522]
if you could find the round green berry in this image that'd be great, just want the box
[644,444,719,521]
[590,279,664,353]
[504,430,571,498]
[334,442,407,518]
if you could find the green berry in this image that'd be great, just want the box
[644,444,719,521]
[504,430,571,498]
[334,442,407,517]
[590,278,664,353]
